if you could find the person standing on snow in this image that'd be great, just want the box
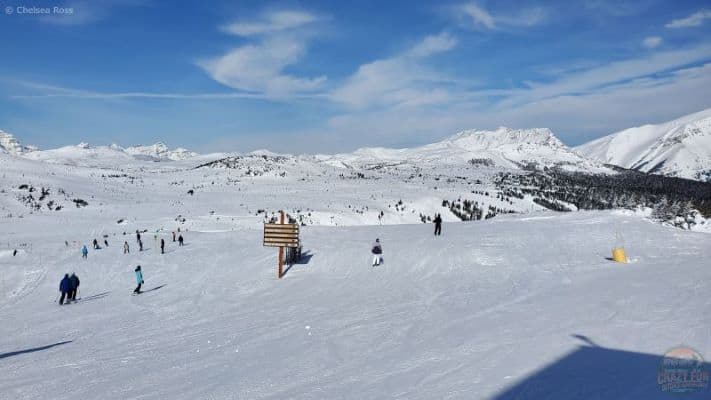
[434,214,442,236]
[81,245,88,259]
[104,239,109,247]
[371,238,383,267]
[160,238,165,254]
[69,273,80,301]
[172,231,176,242]
[59,274,71,305]
[123,241,130,254]
[178,235,184,247]
[138,239,143,252]
[133,266,144,294]
[136,230,141,243]
[93,239,99,249]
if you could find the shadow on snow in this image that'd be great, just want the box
[490,335,711,399]
[0,340,72,360]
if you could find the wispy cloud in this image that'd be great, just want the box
[221,10,319,36]
[642,36,663,49]
[455,2,545,31]
[665,9,711,28]
[199,9,326,98]
[330,32,459,109]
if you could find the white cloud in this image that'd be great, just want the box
[642,36,663,49]
[408,32,458,58]
[222,10,319,36]
[666,9,711,28]
[200,10,325,98]
[330,33,458,109]
[461,3,496,29]
[456,2,545,30]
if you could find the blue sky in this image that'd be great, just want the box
[1,0,710,153]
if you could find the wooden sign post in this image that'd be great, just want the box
[263,211,300,279]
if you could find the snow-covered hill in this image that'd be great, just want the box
[0,130,37,155]
[575,109,711,182]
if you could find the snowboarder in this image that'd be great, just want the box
[59,274,71,305]
[81,245,88,259]
[93,239,99,249]
[434,214,442,236]
[139,239,143,252]
[123,241,130,254]
[133,266,144,294]
[178,235,184,247]
[172,231,176,242]
[69,273,80,301]
[371,238,383,267]
[160,238,165,254]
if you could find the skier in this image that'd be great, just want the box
[371,238,383,267]
[133,266,144,294]
[123,241,130,254]
[93,239,99,249]
[81,245,88,259]
[172,231,176,242]
[139,239,143,252]
[104,239,109,247]
[434,213,442,236]
[69,273,80,301]
[136,230,141,243]
[178,235,184,247]
[13,249,17,257]
[160,238,165,254]
[59,274,71,305]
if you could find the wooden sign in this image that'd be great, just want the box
[263,223,300,248]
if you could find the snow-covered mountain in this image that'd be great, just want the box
[0,130,37,155]
[575,109,711,182]
[19,141,198,167]
[326,127,609,173]
[124,142,198,161]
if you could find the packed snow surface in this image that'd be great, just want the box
[2,209,710,399]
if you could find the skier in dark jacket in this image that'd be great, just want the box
[160,238,165,254]
[134,266,144,294]
[434,214,442,236]
[104,239,109,247]
[59,274,71,305]
[136,231,141,243]
[68,273,80,301]
[178,235,184,247]
[93,239,99,249]
[371,238,383,267]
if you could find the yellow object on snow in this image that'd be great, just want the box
[612,247,627,263]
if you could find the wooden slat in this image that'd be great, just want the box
[263,222,300,248]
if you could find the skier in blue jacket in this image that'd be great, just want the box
[81,245,88,259]
[133,266,144,294]
[59,274,71,305]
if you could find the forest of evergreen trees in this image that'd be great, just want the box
[494,167,711,219]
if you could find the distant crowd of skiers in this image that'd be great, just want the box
[59,228,185,305]
[59,213,445,304]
